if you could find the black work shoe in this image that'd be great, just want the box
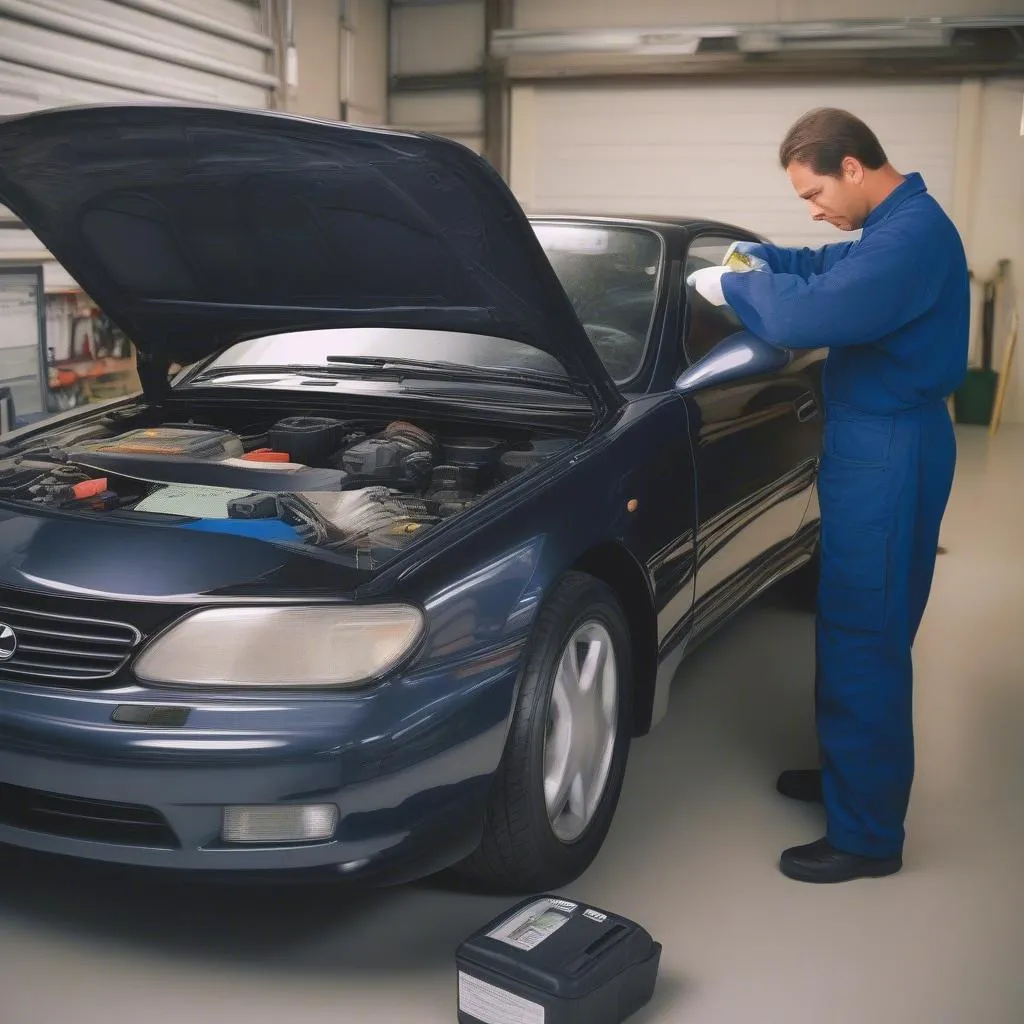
[776,768,823,803]
[780,838,902,883]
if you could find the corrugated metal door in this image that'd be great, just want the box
[0,0,277,114]
[512,80,961,247]
[0,0,278,283]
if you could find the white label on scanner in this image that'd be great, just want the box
[458,972,545,1024]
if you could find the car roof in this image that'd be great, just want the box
[528,212,764,241]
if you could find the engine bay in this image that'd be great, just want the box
[0,411,575,567]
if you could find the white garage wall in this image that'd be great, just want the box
[391,0,485,76]
[389,88,485,151]
[389,0,486,154]
[969,80,1024,424]
[512,0,1024,30]
[346,0,388,125]
[288,0,387,124]
[512,81,960,246]
[289,0,342,120]
[390,89,483,134]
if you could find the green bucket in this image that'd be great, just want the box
[954,368,999,425]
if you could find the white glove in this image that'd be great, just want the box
[686,265,732,307]
[723,240,769,272]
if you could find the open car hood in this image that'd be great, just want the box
[0,103,620,411]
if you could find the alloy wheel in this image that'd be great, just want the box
[542,620,619,843]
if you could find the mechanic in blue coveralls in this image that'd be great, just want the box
[688,108,969,884]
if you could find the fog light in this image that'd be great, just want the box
[221,804,338,844]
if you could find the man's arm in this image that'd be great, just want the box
[734,240,856,278]
[720,225,945,350]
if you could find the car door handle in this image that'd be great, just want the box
[794,394,819,422]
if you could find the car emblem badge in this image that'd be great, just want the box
[0,623,17,661]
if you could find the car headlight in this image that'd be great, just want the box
[133,605,424,689]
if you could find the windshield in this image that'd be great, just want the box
[533,223,662,383]
[191,224,662,389]
[197,328,568,379]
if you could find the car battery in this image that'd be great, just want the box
[456,895,661,1024]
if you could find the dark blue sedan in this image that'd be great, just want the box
[0,104,824,892]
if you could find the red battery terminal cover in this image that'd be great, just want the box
[241,449,293,463]
[71,478,109,499]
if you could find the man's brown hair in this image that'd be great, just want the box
[779,108,888,177]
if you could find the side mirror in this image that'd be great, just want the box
[674,331,792,396]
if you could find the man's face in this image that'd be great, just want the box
[786,158,870,232]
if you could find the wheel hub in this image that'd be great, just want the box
[542,620,618,843]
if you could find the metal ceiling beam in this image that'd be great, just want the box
[491,17,1024,83]
[491,16,1024,59]
[499,52,1024,86]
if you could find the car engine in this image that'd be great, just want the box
[0,417,573,566]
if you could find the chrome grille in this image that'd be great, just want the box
[0,602,141,683]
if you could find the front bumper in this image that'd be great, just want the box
[0,656,521,883]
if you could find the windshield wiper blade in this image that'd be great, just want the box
[324,354,575,390]
[194,363,398,381]
[194,358,580,395]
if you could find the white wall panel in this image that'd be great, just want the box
[290,0,341,120]
[289,0,388,124]
[446,134,485,155]
[514,81,960,250]
[969,80,1024,424]
[513,0,1024,31]
[346,0,388,124]
[392,1,485,76]
[390,89,484,136]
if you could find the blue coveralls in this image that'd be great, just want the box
[721,172,970,859]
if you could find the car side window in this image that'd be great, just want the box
[682,236,746,366]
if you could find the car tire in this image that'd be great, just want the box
[457,571,633,893]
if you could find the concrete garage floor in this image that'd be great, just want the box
[0,425,1021,1024]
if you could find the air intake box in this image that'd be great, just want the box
[268,417,347,466]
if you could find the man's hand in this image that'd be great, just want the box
[723,241,769,272]
[686,265,732,306]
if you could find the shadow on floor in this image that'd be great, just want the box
[0,840,516,974]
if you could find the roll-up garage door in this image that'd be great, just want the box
[0,0,278,287]
[0,0,277,114]
[512,80,961,247]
